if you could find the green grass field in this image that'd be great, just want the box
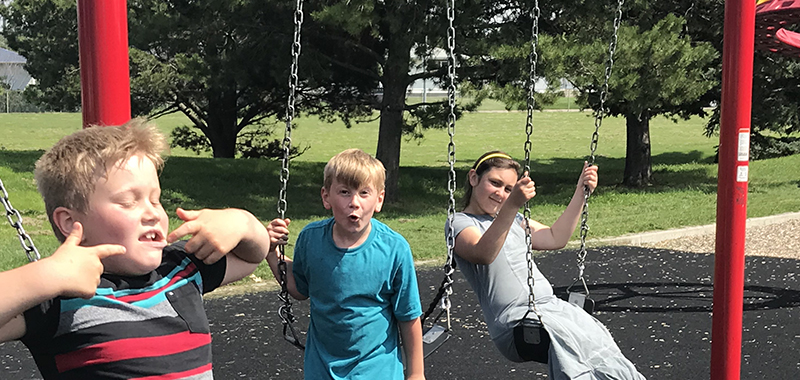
[1,111,799,284]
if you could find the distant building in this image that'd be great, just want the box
[407,47,448,99]
[0,47,35,91]
[406,46,574,100]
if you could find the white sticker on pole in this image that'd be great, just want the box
[737,166,748,182]
[737,132,750,162]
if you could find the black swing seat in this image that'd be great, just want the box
[566,291,596,314]
[422,324,450,357]
[513,318,551,364]
[402,323,450,370]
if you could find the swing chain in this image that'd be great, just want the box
[0,179,40,263]
[523,1,539,174]
[276,0,304,350]
[522,0,541,317]
[442,0,458,331]
[588,0,623,166]
[578,0,624,283]
[278,0,303,222]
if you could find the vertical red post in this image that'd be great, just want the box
[77,0,131,128]
[711,0,754,378]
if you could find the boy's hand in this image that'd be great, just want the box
[578,162,599,194]
[508,171,537,209]
[267,218,291,252]
[51,222,125,299]
[168,207,251,265]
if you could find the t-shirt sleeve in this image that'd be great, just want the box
[291,230,309,298]
[391,238,423,322]
[20,298,59,346]
[446,212,479,239]
[165,241,227,294]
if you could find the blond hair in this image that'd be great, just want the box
[34,118,168,241]
[323,148,386,191]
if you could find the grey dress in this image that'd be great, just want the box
[448,212,646,380]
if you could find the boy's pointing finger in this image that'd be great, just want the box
[94,244,127,259]
[167,221,196,243]
[175,207,202,221]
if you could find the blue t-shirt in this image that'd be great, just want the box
[293,218,422,380]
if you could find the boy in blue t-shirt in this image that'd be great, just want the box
[265,148,425,380]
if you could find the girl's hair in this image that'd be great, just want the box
[35,118,168,241]
[461,151,520,209]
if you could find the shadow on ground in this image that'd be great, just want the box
[1,246,798,379]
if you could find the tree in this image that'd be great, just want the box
[301,0,503,202]
[549,15,717,186]
[127,0,320,158]
[0,0,82,112]
[634,0,800,160]
[0,0,370,158]
[472,0,718,187]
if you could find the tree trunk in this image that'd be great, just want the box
[623,111,653,187]
[375,35,412,203]
[204,88,239,158]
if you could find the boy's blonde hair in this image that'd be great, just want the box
[34,118,168,241]
[323,149,386,191]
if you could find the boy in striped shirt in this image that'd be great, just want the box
[0,118,271,379]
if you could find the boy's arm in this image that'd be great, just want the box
[0,222,125,342]
[399,318,425,380]
[265,249,306,300]
[167,208,270,286]
[529,163,599,250]
[263,218,306,300]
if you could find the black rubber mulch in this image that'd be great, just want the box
[1,245,799,379]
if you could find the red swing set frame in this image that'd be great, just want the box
[73,1,763,379]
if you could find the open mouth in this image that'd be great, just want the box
[139,230,164,242]
[348,215,360,223]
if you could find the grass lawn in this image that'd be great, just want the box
[1,111,799,284]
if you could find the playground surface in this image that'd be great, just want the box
[0,213,800,380]
[1,216,799,379]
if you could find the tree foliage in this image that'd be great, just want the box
[0,0,82,111]
[550,15,717,186]
[300,0,487,201]
[0,0,366,159]
[467,1,719,187]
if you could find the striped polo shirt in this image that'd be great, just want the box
[21,241,226,379]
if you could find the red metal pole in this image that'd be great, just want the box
[711,0,754,378]
[77,0,131,128]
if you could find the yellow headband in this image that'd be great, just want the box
[474,152,512,169]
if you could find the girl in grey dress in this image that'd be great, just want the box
[446,151,645,380]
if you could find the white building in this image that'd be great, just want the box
[406,46,574,100]
[0,47,34,91]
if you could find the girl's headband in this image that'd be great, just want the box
[474,152,513,169]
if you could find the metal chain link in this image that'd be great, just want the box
[442,0,457,331]
[0,178,40,262]
[277,0,304,350]
[576,0,624,292]
[523,0,541,318]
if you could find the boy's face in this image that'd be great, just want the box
[75,155,168,276]
[321,178,385,240]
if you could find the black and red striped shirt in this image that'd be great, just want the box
[22,241,226,379]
